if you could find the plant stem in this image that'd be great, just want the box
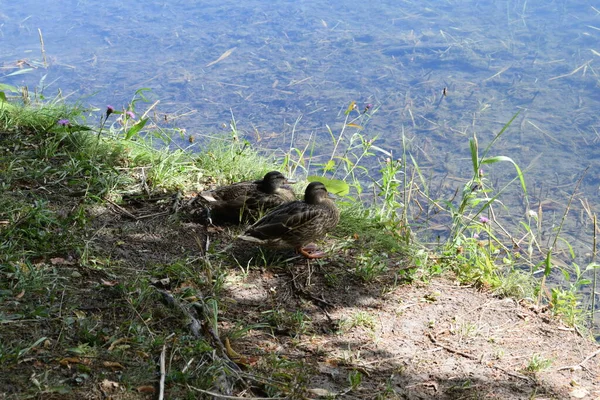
[592,214,597,330]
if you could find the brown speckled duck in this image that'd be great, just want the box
[238,181,339,258]
[200,171,296,224]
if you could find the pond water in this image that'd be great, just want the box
[2,1,600,324]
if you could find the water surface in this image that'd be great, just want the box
[2,0,600,304]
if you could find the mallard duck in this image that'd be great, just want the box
[200,171,296,224]
[238,181,339,258]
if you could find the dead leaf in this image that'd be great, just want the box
[59,357,82,367]
[101,379,119,392]
[15,290,25,299]
[206,47,236,67]
[136,350,150,359]
[224,337,257,367]
[102,361,125,370]
[108,337,130,352]
[101,279,118,287]
[225,337,242,359]
[50,257,74,265]
[307,388,336,397]
[345,123,363,129]
[137,386,155,393]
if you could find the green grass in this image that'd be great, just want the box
[523,353,554,374]
[0,89,341,398]
[0,87,597,398]
[340,311,376,332]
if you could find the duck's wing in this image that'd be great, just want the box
[277,186,298,202]
[208,194,257,224]
[210,181,255,201]
[243,201,325,240]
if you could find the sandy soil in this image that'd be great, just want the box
[89,200,600,399]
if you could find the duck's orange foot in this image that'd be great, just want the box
[297,243,326,259]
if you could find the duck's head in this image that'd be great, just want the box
[304,181,331,204]
[259,171,295,193]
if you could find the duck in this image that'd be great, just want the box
[199,171,296,224]
[238,181,339,258]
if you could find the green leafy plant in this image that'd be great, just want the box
[347,369,363,391]
[523,353,553,374]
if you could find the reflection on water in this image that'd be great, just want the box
[2,0,600,315]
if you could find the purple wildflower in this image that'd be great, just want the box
[106,105,115,118]
[125,111,136,119]
[473,232,480,239]
[57,119,70,127]
[479,216,490,224]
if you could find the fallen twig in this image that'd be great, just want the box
[557,348,600,371]
[156,289,241,395]
[190,302,240,372]
[135,211,170,220]
[187,384,283,399]
[427,331,477,360]
[158,342,167,400]
[427,331,532,382]
[105,198,138,220]
[288,268,334,308]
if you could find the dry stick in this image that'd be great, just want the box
[289,267,334,308]
[193,233,208,257]
[286,76,312,87]
[206,47,236,67]
[158,343,167,400]
[37,28,47,68]
[486,205,515,253]
[187,385,283,400]
[427,332,532,382]
[135,211,170,220]
[53,289,68,351]
[548,60,591,81]
[483,64,511,82]
[557,348,600,371]
[158,290,241,395]
[140,100,160,120]
[105,198,139,220]
[427,332,477,360]
[527,120,561,144]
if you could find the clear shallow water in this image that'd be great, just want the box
[2,1,600,312]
